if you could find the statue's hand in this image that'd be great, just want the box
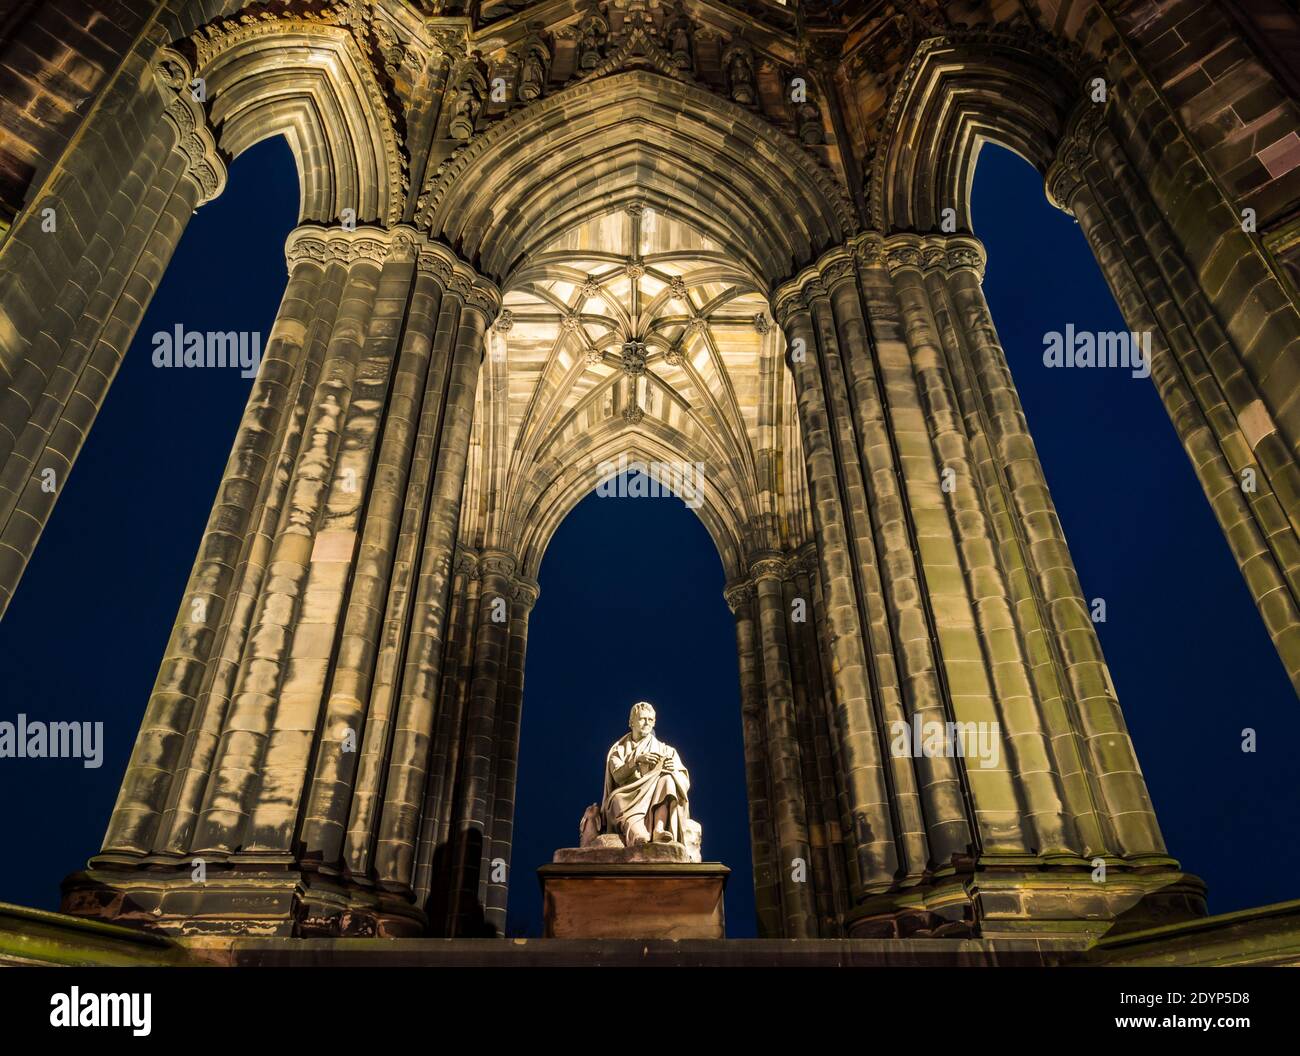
[662,756,675,772]
[643,752,662,769]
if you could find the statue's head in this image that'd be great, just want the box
[628,701,656,742]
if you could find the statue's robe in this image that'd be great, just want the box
[602,733,691,844]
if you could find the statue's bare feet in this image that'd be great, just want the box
[653,829,674,843]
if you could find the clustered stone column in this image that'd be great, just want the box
[725,544,849,938]
[0,47,225,617]
[771,230,1199,936]
[66,222,502,937]
[411,546,539,937]
[1047,99,1300,695]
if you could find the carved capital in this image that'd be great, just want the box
[416,245,455,285]
[771,280,812,329]
[415,239,501,315]
[792,541,820,578]
[346,233,399,267]
[944,236,986,278]
[882,233,985,279]
[284,224,421,272]
[479,548,518,580]
[454,548,480,579]
[464,281,502,318]
[153,47,226,206]
[723,580,755,613]
[510,575,541,610]
[1046,96,1109,214]
[285,232,330,270]
[772,234,885,323]
[749,552,788,583]
[883,234,924,274]
[819,249,857,291]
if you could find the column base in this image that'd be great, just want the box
[845,862,1206,940]
[60,863,426,938]
[538,862,729,939]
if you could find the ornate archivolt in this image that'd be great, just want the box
[457,203,810,580]
[419,67,856,287]
[185,3,411,224]
[866,25,1089,232]
[153,48,228,205]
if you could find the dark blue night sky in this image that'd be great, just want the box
[0,136,1293,937]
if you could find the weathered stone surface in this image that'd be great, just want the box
[538,864,730,940]
[0,2,1290,955]
[553,840,694,865]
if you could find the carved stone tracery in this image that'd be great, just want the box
[153,48,227,205]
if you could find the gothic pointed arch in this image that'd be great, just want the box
[417,68,858,288]
[869,28,1087,233]
[189,14,408,224]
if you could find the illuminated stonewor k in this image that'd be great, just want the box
[0,1,1293,962]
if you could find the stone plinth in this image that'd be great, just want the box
[538,863,729,939]
[552,835,693,865]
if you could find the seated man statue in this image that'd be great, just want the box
[596,701,698,855]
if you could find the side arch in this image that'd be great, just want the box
[870,32,1084,233]
[192,21,407,225]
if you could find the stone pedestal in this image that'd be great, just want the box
[538,863,729,939]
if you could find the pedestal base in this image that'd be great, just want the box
[538,863,729,939]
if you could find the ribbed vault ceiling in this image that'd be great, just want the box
[459,204,810,579]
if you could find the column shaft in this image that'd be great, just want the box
[781,305,899,893]
[752,563,816,937]
[374,291,489,890]
[728,584,783,937]
[192,252,384,855]
[101,239,329,856]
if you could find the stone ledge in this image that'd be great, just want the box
[6,900,1299,967]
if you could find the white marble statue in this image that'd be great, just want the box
[577,701,701,862]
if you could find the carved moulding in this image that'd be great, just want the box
[771,229,988,328]
[1044,96,1110,215]
[724,545,815,611]
[865,22,1090,233]
[284,223,501,313]
[153,47,227,205]
[414,70,858,257]
[881,232,986,278]
[186,4,408,225]
[722,578,755,613]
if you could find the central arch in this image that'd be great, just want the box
[420,68,858,288]
[423,67,854,934]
